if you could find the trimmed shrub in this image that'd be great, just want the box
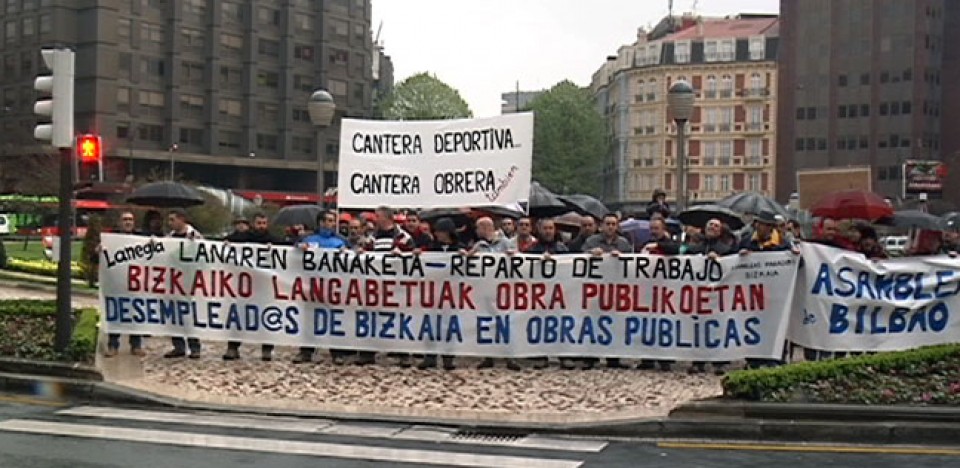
[723,344,960,403]
[66,308,99,361]
[4,257,83,280]
[0,299,98,362]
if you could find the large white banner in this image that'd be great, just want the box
[336,114,533,209]
[790,243,960,352]
[99,234,798,360]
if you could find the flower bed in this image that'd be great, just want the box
[4,257,83,280]
[723,345,960,405]
[0,299,98,362]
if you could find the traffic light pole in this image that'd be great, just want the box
[54,146,73,353]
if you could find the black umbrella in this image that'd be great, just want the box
[273,204,323,228]
[419,205,523,221]
[942,212,960,231]
[559,194,610,220]
[528,181,570,218]
[125,181,205,207]
[880,210,944,230]
[678,204,745,230]
[717,192,789,218]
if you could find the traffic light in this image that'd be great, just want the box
[33,48,75,148]
[77,134,101,163]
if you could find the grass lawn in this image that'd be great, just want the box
[3,239,83,262]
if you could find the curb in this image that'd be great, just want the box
[3,369,960,446]
[0,358,102,381]
[672,399,960,423]
[0,273,99,298]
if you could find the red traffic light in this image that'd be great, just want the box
[77,134,102,163]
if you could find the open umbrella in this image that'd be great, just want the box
[125,181,205,207]
[879,210,944,230]
[810,190,893,221]
[717,192,789,218]
[559,194,610,220]
[527,182,569,218]
[419,205,523,222]
[677,204,745,230]
[273,204,323,228]
[942,212,960,231]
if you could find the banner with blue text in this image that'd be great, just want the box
[336,114,533,209]
[790,243,960,352]
[99,234,799,360]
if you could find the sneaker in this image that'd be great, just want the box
[637,360,656,370]
[163,349,186,359]
[560,359,577,370]
[658,362,673,372]
[222,349,240,361]
[104,348,118,358]
[688,364,706,375]
[506,360,522,371]
[332,356,346,366]
[441,358,456,371]
[416,358,436,370]
[260,352,273,362]
[396,355,412,368]
[355,353,376,366]
[476,358,494,369]
[188,353,201,360]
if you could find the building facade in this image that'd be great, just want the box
[591,14,779,212]
[0,0,377,195]
[776,0,953,204]
[500,90,542,114]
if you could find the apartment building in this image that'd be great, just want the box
[592,14,779,211]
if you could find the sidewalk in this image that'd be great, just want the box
[98,338,723,425]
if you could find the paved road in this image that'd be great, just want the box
[0,397,957,467]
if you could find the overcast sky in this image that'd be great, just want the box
[371,0,778,117]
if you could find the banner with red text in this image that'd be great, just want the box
[336,114,533,209]
[790,243,960,352]
[99,234,798,360]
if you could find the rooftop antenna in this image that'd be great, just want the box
[668,0,674,26]
[374,20,383,46]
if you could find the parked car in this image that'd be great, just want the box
[881,236,909,257]
[0,214,10,235]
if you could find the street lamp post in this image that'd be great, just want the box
[168,143,178,180]
[668,80,695,211]
[308,89,336,204]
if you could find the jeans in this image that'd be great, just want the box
[107,334,142,350]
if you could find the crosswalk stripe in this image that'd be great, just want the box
[0,419,584,468]
[58,406,333,433]
[58,406,607,453]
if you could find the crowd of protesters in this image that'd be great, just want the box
[100,188,960,374]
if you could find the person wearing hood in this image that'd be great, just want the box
[417,217,464,371]
[292,211,348,364]
[687,218,736,374]
[224,213,279,361]
[646,189,672,219]
[164,209,203,359]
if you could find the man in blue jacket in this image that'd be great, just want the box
[293,211,348,364]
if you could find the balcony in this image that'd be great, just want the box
[717,123,732,132]
[702,124,716,133]
[745,156,764,167]
[703,90,718,99]
[744,88,769,100]
[719,90,733,99]
[745,122,765,133]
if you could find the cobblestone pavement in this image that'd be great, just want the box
[0,284,724,421]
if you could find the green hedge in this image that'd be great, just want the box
[4,258,84,280]
[723,344,960,401]
[0,299,98,362]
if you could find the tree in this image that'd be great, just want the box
[379,72,472,120]
[527,81,608,196]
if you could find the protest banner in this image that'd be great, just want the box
[99,234,799,361]
[336,113,533,209]
[790,243,960,352]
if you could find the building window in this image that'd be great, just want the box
[849,104,858,118]
[748,105,763,130]
[748,73,763,94]
[860,73,870,85]
[218,98,242,117]
[256,133,278,151]
[179,94,204,115]
[292,108,310,123]
[837,138,846,150]
[903,68,912,81]
[117,124,130,140]
[838,75,847,87]
[220,33,243,53]
[183,0,207,17]
[5,0,17,13]
[138,124,164,142]
[705,75,717,99]
[118,53,132,77]
[880,102,888,115]
[294,15,312,31]
[178,127,204,145]
[292,136,314,155]
[181,61,204,84]
[293,74,313,92]
[256,71,279,89]
[720,75,733,98]
[805,138,816,151]
[674,40,690,63]
[219,66,241,87]
[796,108,804,120]
[703,175,715,192]
[257,102,279,122]
[891,101,900,115]
[5,21,16,42]
[806,107,816,120]
[294,44,315,61]
[818,139,827,151]
[118,18,131,38]
[22,17,35,37]
[353,82,364,101]
[138,90,164,107]
[748,174,761,192]
[222,2,243,22]
[902,101,911,114]
[141,23,164,44]
[838,105,846,118]
[38,14,51,34]
[329,18,348,37]
[140,58,166,79]
[704,141,716,165]
[748,36,765,60]
[795,138,804,151]
[860,104,869,116]
[258,39,280,57]
[181,28,204,49]
[646,78,657,101]
[258,7,280,26]
[328,79,347,97]
[219,130,241,149]
[117,87,130,109]
[880,71,889,83]
[720,175,731,192]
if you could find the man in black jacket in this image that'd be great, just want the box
[223,213,278,361]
